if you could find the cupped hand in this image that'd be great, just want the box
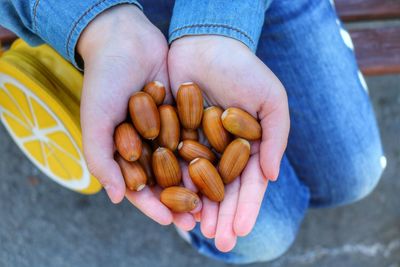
[78,5,198,229]
[168,36,290,251]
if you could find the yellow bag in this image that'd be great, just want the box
[0,39,101,194]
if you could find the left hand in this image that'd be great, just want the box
[168,36,290,252]
[77,5,198,230]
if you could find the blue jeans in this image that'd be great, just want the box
[143,0,385,264]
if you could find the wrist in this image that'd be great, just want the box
[171,35,249,53]
[169,0,269,52]
[77,4,154,63]
[170,35,250,66]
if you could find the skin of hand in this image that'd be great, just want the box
[168,35,290,252]
[77,4,200,230]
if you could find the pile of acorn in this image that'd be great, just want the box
[114,81,261,213]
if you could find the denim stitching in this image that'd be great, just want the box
[66,0,108,58]
[170,24,255,46]
[32,0,41,32]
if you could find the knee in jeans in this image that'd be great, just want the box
[313,153,385,207]
[233,221,297,263]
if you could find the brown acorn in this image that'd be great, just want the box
[114,122,142,161]
[143,81,166,105]
[176,82,203,129]
[115,154,147,191]
[221,107,261,140]
[158,105,180,151]
[178,140,216,163]
[202,106,231,153]
[138,142,156,186]
[188,158,224,202]
[152,147,182,188]
[160,186,200,212]
[129,92,160,140]
[181,128,198,141]
[218,138,251,184]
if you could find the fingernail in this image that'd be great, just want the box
[194,212,201,222]
[104,184,118,203]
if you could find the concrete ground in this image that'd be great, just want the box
[1,74,399,267]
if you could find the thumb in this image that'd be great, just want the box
[81,107,126,203]
[259,84,290,181]
[80,62,131,204]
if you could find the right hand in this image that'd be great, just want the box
[168,35,290,251]
[77,4,198,230]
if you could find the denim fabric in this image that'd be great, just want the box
[143,0,385,264]
[0,0,44,45]
[169,0,272,52]
[258,0,384,209]
[0,0,271,66]
[0,0,142,68]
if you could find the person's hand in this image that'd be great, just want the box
[77,5,199,229]
[168,36,290,251]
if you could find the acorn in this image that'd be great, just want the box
[176,82,203,129]
[221,107,261,140]
[188,158,224,202]
[115,154,147,191]
[152,147,182,188]
[181,128,198,141]
[160,186,200,212]
[158,105,180,151]
[143,81,166,105]
[178,140,216,163]
[114,122,142,161]
[129,92,160,140]
[218,138,251,184]
[138,142,156,186]
[202,106,231,153]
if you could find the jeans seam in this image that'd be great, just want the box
[66,0,108,58]
[170,23,255,46]
[32,0,41,32]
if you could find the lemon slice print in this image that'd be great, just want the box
[0,40,101,194]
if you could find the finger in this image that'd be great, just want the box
[81,61,138,203]
[150,185,163,197]
[125,187,173,225]
[173,213,196,231]
[250,140,260,155]
[200,196,219,239]
[259,92,290,180]
[214,178,240,252]
[81,111,126,204]
[233,154,268,236]
[194,212,201,222]
[180,160,198,192]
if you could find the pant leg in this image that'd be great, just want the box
[257,0,385,207]
[188,156,310,264]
